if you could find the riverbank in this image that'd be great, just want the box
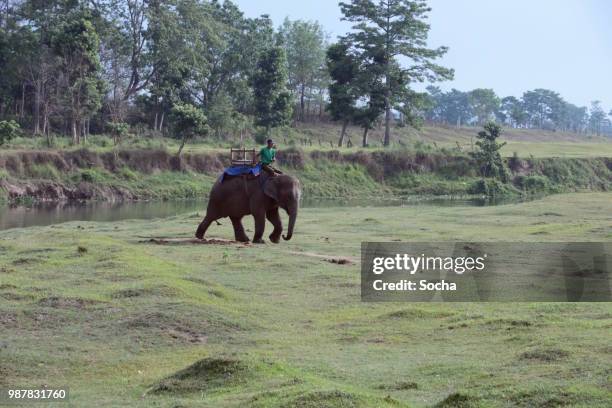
[0,147,611,202]
[1,193,610,406]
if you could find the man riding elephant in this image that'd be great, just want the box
[195,157,300,244]
[257,139,282,177]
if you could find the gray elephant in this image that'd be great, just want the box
[195,174,301,243]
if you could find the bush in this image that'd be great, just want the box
[78,169,107,183]
[107,122,130,145]
[468,178,517,196]
[514,175,550,192]
[470,122,508,181]
[0,120,21,145]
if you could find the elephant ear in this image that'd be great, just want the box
[263,178,279,201]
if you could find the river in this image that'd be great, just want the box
[0,196,530,231]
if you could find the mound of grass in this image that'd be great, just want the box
[434,392,481,408]
[284,390,364,408]
[149,357,250,394]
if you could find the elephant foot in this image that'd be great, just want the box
[195,230,204,240]
[269,234,280,244]
[236,236,250,243]
[253,238,266,244]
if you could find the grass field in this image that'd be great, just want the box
[4,123,612,159]
[1,193,611,407]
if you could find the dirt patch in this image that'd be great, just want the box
[12,257,44,265]
[434,392,480,408]
[0,312,18,328]
[111,286,177,299]
[140,237,249,246]
[384,308,455,319]
[376,381,418,391]
[119,310,223,345]
[1,292,34,301]
[37,296,98,309]
[284,390,365,408]
[325,258,353,265]
[484,319,534,329]
[286,250,358,264]
[148,358,250,394]
[520,347,570,362]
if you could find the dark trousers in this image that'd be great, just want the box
[261,163,281,176]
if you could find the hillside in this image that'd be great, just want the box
[284,123,612,158]
[1,148,610,203]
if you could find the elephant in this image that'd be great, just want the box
[195,173,301,244]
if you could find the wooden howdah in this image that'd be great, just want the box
[230,148,257,167]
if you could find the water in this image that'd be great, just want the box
[0,196,530,231]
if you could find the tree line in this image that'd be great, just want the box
[0,0,329,147]
[424,87,612,136]
[1,0,609,150]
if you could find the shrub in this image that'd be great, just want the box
[118,167,138,181]
[0,120,21,145]
[470,122,508,181]
[107,122,130,145]
[468,178,517,196]
[514,175,550,192]
[78,169,106,183]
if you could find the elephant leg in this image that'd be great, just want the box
[230,217,249,243]
[252,210,266,244]
[266,208,282,244]
[195,214,215,239]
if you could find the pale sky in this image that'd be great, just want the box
[232,0,612,110]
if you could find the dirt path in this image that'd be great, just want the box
[137,237,357,265]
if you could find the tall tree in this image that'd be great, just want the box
[498,96,526,128]
[250,47,292,135]
[340,0,453,146]
[326,42,360,146]
[469,88,500,125]
[588,101,606,136]
[522,89,564,129]
[278,18,327,121]
[52,11,104,144]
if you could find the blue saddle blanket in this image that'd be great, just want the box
[220,164,261,182]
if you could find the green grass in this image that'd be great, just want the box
[3,123,611,159]
[1,192,611,407]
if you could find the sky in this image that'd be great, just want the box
[232,0,612,110]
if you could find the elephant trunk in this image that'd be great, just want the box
[282,205,297,241]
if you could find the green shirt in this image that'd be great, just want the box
[259,147,276,165]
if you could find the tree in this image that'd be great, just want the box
[522,89,564,129]
[588,101,607,136]
[425,87,471,127]
[107,121,129,145]
[52,12,104,144]
[471,122,507,181]
[278,18,328,122]
[469,89,500,125]
[340,0,453,146]
[354,71,385,147]
[171,103,208,156]
[498,96,526,128]
[250,47,292,135]
[326,42,361,146]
